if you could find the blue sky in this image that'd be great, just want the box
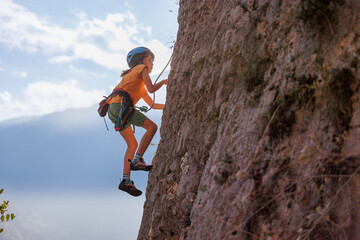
[0,0,178,122]
[0,1,178,239]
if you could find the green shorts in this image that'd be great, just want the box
[108,103,146,131]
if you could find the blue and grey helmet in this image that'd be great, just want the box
[126,47,154,68]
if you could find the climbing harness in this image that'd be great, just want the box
[98,88,135,131]
[113,89,135,131]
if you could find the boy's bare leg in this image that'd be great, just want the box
[120,126,138,175]
[137,118,157,155]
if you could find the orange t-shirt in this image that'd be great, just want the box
[106,64,147,105]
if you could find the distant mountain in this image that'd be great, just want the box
[0,105,163,191]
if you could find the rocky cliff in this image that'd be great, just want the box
[138,0,360,239]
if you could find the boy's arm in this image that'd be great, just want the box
[142,93,165,110]
[141,68,168,94]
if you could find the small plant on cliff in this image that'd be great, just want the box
[241,57,269,92]
[0,188,15,234]
[247,87,264,107]
[296,0,343,33]
[240,2,249,12]
[318,68,355,131]
[351,56,359,69]
[264,74,316,139]
[265,89,297,139]
[214,153,234,186]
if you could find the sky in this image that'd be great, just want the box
[0,0,179,239]
[0,107,164,240]
[0,0,178,122]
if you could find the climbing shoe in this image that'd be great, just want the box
[118,180,142,197]
[130,158,153,171]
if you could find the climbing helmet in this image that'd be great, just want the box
[126,47,154,68]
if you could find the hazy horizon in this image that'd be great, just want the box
[0,106,164,240]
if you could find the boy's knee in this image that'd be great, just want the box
[150,123,158,134]
[143,119,157,134]
[128,139,138,151]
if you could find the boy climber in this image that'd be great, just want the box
[106,47,168,197]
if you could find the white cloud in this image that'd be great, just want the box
[0,80,105,122]
[11,70,28,78]
[0,91,12,102]
[0,0,172,74]
[68,64,107,79]
[0,0,77,54]
[48,55,73,64]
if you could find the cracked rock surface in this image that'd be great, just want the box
[138,1,360,239]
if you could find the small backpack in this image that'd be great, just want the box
[98,97,109,117]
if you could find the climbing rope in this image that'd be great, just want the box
[134,52,173,113]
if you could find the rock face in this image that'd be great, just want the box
[138,0,360,239]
